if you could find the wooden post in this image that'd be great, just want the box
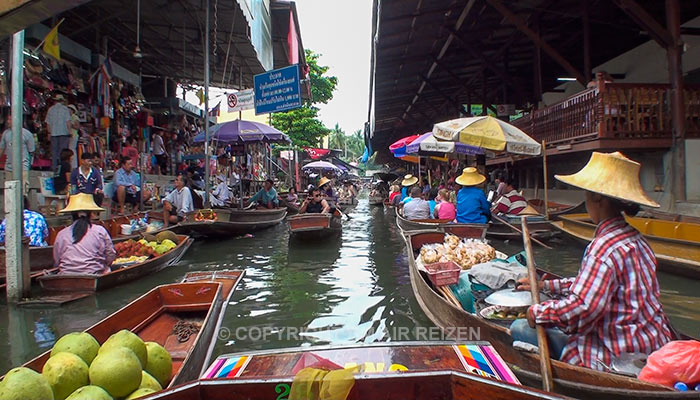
[666,0,685,203]
[203,0,211,207]
[542,140,549,220]
[582,0,591,83]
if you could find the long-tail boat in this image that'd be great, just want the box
[395,211,487,239]
[172,208,287,237]
[554,213,700,279]
[402,230,696,399]
[527,199,586,219]
[18,270,244,389]
[288,211,342,240]
[487,215,557,241]
[37,234,193,292]
[143,342,566,400]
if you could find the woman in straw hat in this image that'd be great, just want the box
[454,168,490,224]
[511,152,672,370]
[53,193,116,275]
[400,174,418,202]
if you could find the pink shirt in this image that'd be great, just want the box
[53,222,116,275]
[435,201,456,220]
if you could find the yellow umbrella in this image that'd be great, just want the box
[432,116,541,156]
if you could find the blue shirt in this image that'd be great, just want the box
[0,210,49,246]
[456,187,491,224]
[428,200,436,217]
[249,187,279,206]
[400,187,409,201]
[114,168,140,195]
[70,167,103,195]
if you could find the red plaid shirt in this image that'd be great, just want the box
[531,216,672,370]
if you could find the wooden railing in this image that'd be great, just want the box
[511,83,700,145]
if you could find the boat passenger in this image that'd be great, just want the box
[318,176,334,200]
[162,174,195,227]
[0,197,49,247]
[210,174,231,208]
[389,185,401,206]
[400,174,418,201]
[248,178,279,209]
[286,187,299,206]
[433,189,456,220]
[427,188,438,217]
[299,187,330,214]
[53,194,115,275]
[421,179,431,196]
[402,186,430,220]
[455,168,490,224]
[491,175,527,215]
[70,152,104,206]
[511,151,672,370]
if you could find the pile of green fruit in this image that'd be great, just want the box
[139,231,180,256]
[0,330,172,400]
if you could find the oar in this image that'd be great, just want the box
[492,214,552,249]
[522,217,554,392]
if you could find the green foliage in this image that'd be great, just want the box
[271,50,337,147]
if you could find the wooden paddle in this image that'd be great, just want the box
[492,214,552,249]
[522,217,554,392]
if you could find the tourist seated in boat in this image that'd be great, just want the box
[318,176,335,200]
[186,165,205,190]
[299,187,331,214]
[210,174,231,208]
[510,151,672,371]
[70,152,104,206]
[421,178,431,197]
[339,181,357,201]
[455,168,490,224]
[248,178,279,209]
[0,196,49,247]
[400,174,418,201]
[286,186,299,205]
[162,174,195,227]
[389,185,401,206]
[53,194,115,275]
[491,175,527,216]
[114,157,151,214]
[432,189,456,220]
[402,186,430,220]
[427,188,438,217]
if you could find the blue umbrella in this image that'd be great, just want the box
[193,120,290,143]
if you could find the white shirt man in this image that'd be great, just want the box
[45,96,72,169]
[211,175,231,207]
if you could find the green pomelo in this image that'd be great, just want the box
[51,332,100,365]
[138,371,161,391]
[42,352,89,400]
[98,330,147,367]
[124,388,156,399]
[0,367,54,400]
[88,347,142,398]
[64,385,112,400]
[144,342,172,387]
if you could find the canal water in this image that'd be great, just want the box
[1,198,698,375]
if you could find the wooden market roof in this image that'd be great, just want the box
[368,0,700,162]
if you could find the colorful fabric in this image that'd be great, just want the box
[456,187,490,223]
[53,222,116,274]
[0,210,49,246]
[531,216,672,370]
[494,189,527,215]
[121,145,139,164]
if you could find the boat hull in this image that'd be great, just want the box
[403,231,686,399]
[174,208,287,237]
[288,213,342,240]
[487,217,557,241]
[38,235,193,292]
[395,213,488,239]
[527,200,587,219]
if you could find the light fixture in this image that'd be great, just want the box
[556,77,577,81]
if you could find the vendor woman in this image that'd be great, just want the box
[53,193,116,275]
[510,152,672,370]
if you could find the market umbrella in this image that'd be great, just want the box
[406,132,484,155]
[389,134,421,158]
[302,161,343,172]
[432,116,541,156]
[192,120,291,143]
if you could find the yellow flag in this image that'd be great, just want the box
[196,88,205,105]
[43,24,60,60]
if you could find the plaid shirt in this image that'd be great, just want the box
[530,216,672,370]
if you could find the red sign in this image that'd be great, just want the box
[304,147,331,160]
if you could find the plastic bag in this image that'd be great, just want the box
[638,340,700,387]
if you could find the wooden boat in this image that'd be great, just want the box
[143,342,565,399]
[368,196,385,205]
[37,234,194,292]
[18,269,244,390]
[288,211,342,240]
[403,230,694,399]
[643,209,700,224]
[395,212,487,239]
[487,215,557,241]
[554,213,700,279]
[527,199,586,219]
[173,208,287,237]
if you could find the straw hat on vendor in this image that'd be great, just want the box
[455,167,485,187]
[318,176,332,189]
[453,168,490,224]
[401,174,418,187]
[60,193,104,214]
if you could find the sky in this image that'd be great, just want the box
[179,0,372,136]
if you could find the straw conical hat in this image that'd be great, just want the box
[59,193,104,213]
[318,176,331,188]
[555,151,659,208]
[455,167,485,186]
[401,174,418,187]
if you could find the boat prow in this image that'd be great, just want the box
[173,208,287,237]
[288,212,342,240]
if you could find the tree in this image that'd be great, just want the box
[271,49,338,147]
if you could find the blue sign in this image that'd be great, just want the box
[254,64,302,115]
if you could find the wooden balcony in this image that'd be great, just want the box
[510,82,700,154]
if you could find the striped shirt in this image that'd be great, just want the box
[494,189,527,215]
[530,216,672,370]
